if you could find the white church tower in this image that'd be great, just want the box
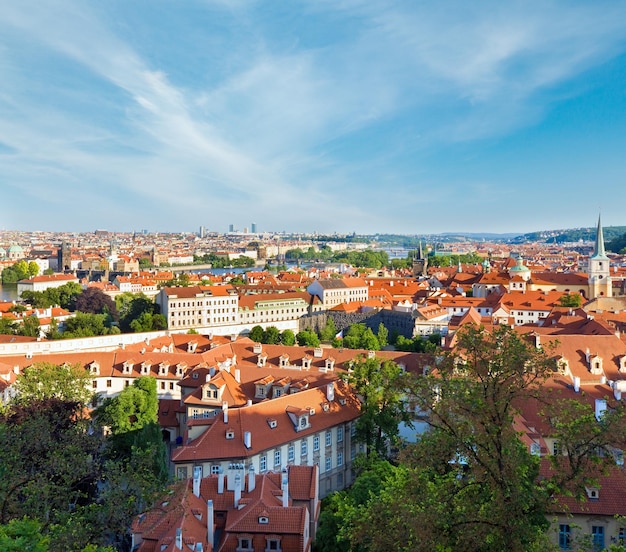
[588,214,612,299]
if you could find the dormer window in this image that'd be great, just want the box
[175,363,186,377]
[299,414,309,430]
[279,355,289,368]
[89,361,100,375]
[226,429,235,440]
[325,358,335,371]
[258,516,269,524]
[585,487,599,500]
[158,362,169,376]
[302,356,312,370]
[122,361,132,375]
[257,354,267,367]
[192,372,199,379]
[141,361,151,375]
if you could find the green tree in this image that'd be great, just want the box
[45,318,62,340]
[349,324,623,552]
[62,313,119,338]
[0,318,16,336]
[27,262,40,277]
[96,377,158,435]
[14,362,93,406]
[360,328,380,351]
[249,325,264,343]
[558,293,583,308]
[0,517,49,552]
[263,326,281,345]
[376,323,388,348]
[341,355,411,458]
[281,329,296,346]
[296,329,321,347]
[319,317,337,342]
[314,455,397,552]
[17,315,40,338]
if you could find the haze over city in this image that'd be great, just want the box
[2,1,626,234]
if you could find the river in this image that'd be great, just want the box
[0,283,18,302]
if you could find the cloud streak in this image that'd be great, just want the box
[1,1,626,233]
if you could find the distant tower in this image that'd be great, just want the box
[588,214,612,299]
[251,222,257,233]
[228,224,235,233]
[57,242,70,272]
[412,241,428,278]
[199,226,206,238]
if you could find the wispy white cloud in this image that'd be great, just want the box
[1,1,626,232]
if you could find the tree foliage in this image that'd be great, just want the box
[62,313,120,338]
[14,362,93,406]
[21,282,82,310]
[74,288,119,320]
[296,329,321,347]
[557,293,583,308]
[341,355,411,458]
[342,325,625,552]
[1,260,39,284]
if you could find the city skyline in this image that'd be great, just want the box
[2,1,626,235]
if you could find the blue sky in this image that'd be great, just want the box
[2,1,626,235]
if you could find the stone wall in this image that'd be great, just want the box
[299,309,415,339]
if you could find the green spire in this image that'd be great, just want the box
[592,214,608,259]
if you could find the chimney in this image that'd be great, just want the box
[248,465,256,492]
[573,376,580,393]
[326,382,335,402]
[247,399,253,407]
[235,369,241,383]
[218,468,225,494]
[207,499,214,548]
[244,431,252,449]
[176,527,183,550]
[281,468,289,508]
[615,387,622,401]
[223,402,228,424]
[206,373,211,382]
[193,465,202,498]
[234,473,242,508]
[209,366,216,377]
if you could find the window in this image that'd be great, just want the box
[337,426,344,443]
[301,441,307,456]
[238,537,252,550]
[266,538,281,551]
[313,435,320,452]
[326,430,332,447]
[559,523,572,550]
[92,380,97,389]
[325,457,331,472]
[553,441,561,456]
[274,449,281,467]
[106,379,112,388]
[177,467,188,480]
[337,451,343,467]
[260,455,267,472]
[591,526,604,551]
[619,527,626,545]
[288,445,295,462]
[210,465,221,474]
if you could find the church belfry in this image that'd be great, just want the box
[412,241,428,278]
[588,214,612,298]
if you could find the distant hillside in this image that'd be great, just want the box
[519,226,626,245]
[607,232,626,254]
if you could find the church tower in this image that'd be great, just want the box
[412,241,428,278]
[57,242,70,272]
[588,215,612,298]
